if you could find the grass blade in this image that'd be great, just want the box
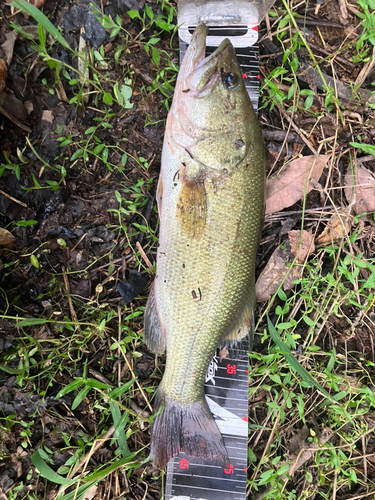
[57,481,97,500]
[72,385,92,411]
[16,318,47,327]
[10,0,70,49]
[31,450,75,486]
[267,315,333,402]
[109,401,131,457]
[109,378,136,399]
[84,454,138,481]
[0,364,21,374]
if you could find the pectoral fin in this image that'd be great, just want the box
[144,285,166,354]
[176,179,207,238]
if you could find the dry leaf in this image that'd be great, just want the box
[0,228,16,247]
[0,93,28,122]
[345,164,375,214]
[265,155,329,215]
[288,230,315,264]
[289,428,333,477]
[337,375,362,393]
[82,485,97,500]
[28,0,47,6]
[41,109,54,124]
[288,424,310,459]
[20,0,47,16]
[0,59,7,94]
[256,245,302,302]
[219,346,229,362]
[1,31,18,67]
[315,213,351,246]
[78,27,90,104]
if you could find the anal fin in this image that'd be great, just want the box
[144,284,166,355]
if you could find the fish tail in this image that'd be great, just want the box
[150,387,228,469]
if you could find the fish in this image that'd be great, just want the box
[143,23,265,469]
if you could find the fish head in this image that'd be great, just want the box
[169,24,258,173]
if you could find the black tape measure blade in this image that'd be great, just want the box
[165,340,250,500]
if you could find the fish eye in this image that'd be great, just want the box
[223,72,238,89]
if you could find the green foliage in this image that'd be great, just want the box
[350,141,375,156]
[354,0,375,62]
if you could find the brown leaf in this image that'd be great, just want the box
[0,93,28,122]
[82,485,97,500]
[337,375,362,393]
[315,213,351,246]
[289,428,333,477]
[288,424,310,459]
[28,0,47,7]
[256,245,302,302]
[0,59,7,94]
[344,164,375,214]
[1,31,19,67]
[219,346,229,362]
[20,0,47,17]
[265,155,329,215]
[288,230,315,264]
[0,228,16,247]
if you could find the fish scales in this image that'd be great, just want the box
[144,24,265,469]
[158,163,263,400]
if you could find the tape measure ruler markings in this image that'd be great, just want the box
[165,340,250,500]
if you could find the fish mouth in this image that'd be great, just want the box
[179,24,235,90]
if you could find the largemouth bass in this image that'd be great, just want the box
[144,24,265,469]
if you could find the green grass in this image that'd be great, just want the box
[1,0,375,499]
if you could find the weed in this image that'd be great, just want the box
[354,0,375,63]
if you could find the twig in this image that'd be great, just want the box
[117,341,153,413]
[88,368,112,386]
[118,307,122,388]
[0,189,27,208]
[135,241,154,272]
[362,435,367,482]
[332,470,337,500]
[70,232,87,253]
[0,105,31,133]
[338,0,349,19]
[357,155,375,164]
[262,130,304,143]
[69,425,115,477]
[130,64,154,86]
[265,12,272,40]
[268,117,294,177]
[276,104,328,167]
[61,265,80,331]
[141,481,149,500]
[248,413,280,496]
[308,42,355,69]
[129,399,150,419]
[355,46,375,87]
[295,18,343,28]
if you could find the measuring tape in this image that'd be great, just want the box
[164,3,265,496]
[165,340,250,500]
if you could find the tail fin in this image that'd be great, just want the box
[150,387,228,469]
